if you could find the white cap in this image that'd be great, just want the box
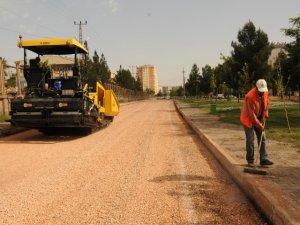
[256,79,268,92]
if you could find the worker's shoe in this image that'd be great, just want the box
[260,159,274,166]
[247,162,254,167]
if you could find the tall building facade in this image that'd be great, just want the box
[136,65,159,94]
[268,42,287,66]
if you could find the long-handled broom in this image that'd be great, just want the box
[243,125,268,175]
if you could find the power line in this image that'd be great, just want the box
[0,26,46,38]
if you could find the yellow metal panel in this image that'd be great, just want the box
[99,106,105,113]
[104,90,119,116]
[96,82,105,103]
[86,81,119,117]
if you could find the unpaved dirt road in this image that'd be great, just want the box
[0,100,266,225]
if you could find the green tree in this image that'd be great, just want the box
[281,15,300,91]
[214,55,236,96]
[162,88,169,97]
[84,57,93,80]
[0,57,16,89]
[219,82,229,96]
[134,77,143,92]
[175,86,184,96]
[185,64,201,96]
[39,60,51,71]
[169,87,184,97]
[115,66,136,90]
[231,21,273,95]
[157,89,163,97]
[84,51,100,80]
[239,63,252,96]
[5,74,16,87]
[272,51,288,96]
[99,53,111,84]
[210,71,217,96]
[199,65,213,95]
[145,88,155,95]
[85,51,111,84]
[92,51,101,81]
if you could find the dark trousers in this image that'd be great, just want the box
[243,125,268,163]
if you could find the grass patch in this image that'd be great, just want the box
[267,105,300,147]
[181,98,300,148]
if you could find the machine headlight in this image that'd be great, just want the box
[23,103,33,108]
[58,102,68,107]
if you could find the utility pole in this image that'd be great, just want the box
[182,68,186,99]
[0,59,4,96]
[74,21,87,65]
[74,20,87,44]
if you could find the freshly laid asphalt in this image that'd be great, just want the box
[174,100,300,225]
[1,100,299,225]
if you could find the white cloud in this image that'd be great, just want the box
[108,0,119,13]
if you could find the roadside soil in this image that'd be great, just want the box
[0,100,267,225]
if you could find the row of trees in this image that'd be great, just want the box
[83,41,143,92]
[184,15,300,98]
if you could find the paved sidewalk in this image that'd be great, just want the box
[174,100,300,225]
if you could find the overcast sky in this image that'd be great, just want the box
[0,0,299,86]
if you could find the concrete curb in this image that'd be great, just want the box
[174,101,300,225]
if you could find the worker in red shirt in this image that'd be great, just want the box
[240,79,274,166]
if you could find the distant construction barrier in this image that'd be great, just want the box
[104,83,150,102]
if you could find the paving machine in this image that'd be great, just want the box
[10,37,119,133]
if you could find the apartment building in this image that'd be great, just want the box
[136,65,159,94]
[268,42,287,66]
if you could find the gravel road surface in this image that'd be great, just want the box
[0,100,267,225]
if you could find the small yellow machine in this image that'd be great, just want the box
[10,37,119,133]
[83,81,119,124]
